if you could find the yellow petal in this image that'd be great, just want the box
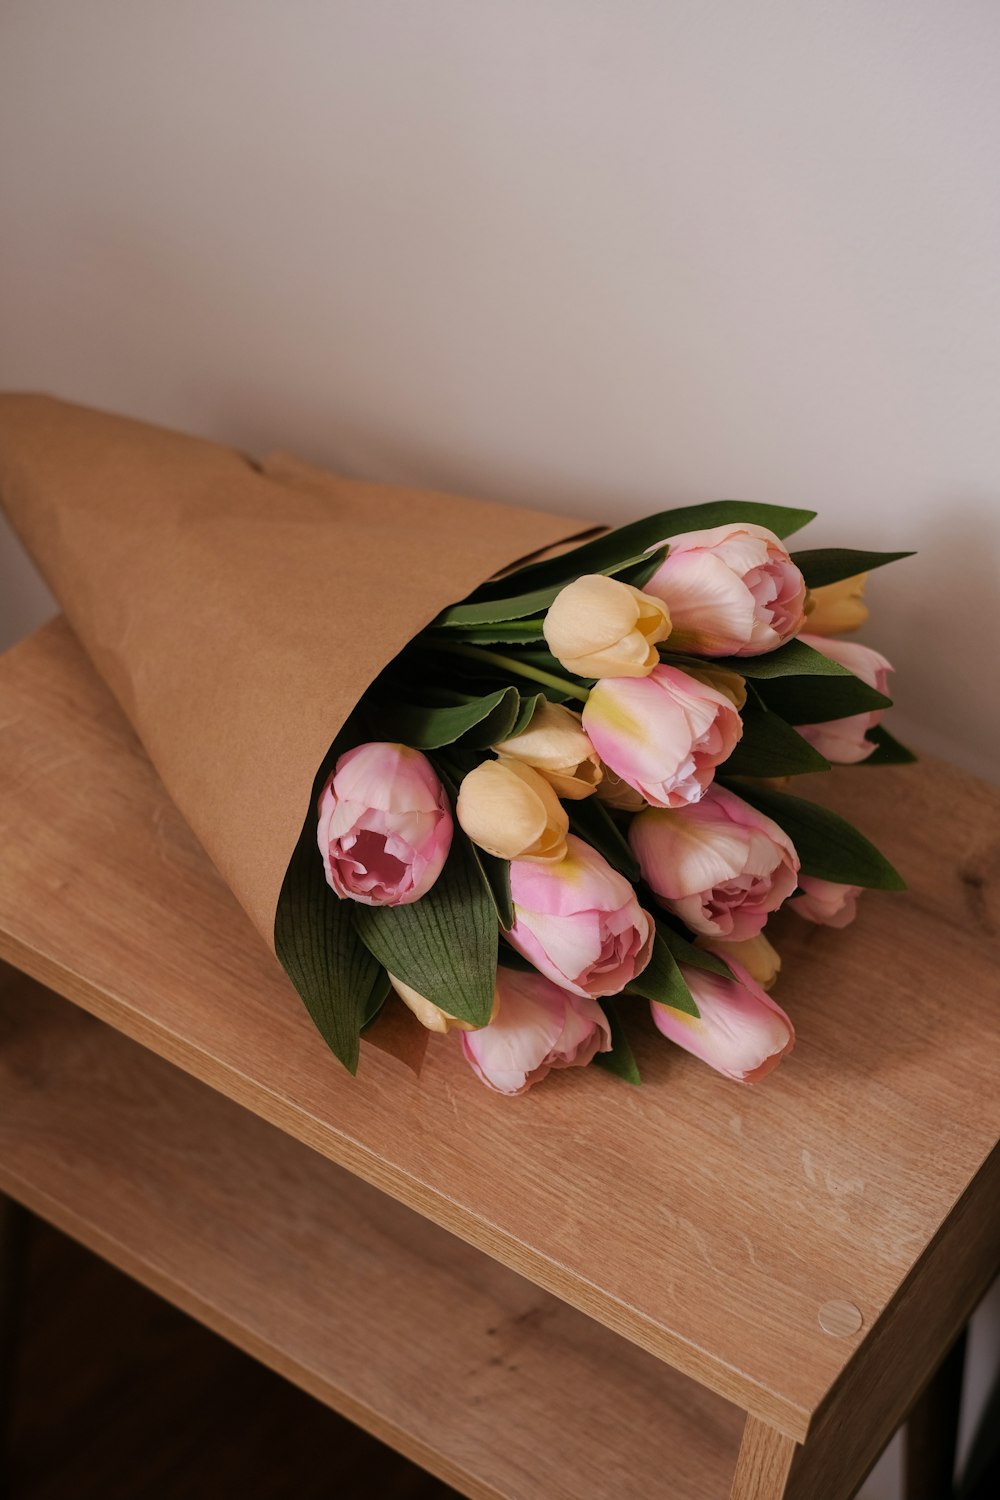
[389,975,476,1032]
[457,758,569,862]
[696,932,782,990]
[494,699,602,800]
[804,573,869,636]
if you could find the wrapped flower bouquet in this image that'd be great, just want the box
[0,397,913,1096]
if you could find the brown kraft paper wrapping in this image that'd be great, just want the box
[0,395,588,1062]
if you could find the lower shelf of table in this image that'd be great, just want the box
[0,971,745,1500]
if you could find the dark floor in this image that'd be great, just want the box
[2,1212,458,1500]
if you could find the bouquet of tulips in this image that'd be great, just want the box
[0,398,913,1095]
[287,500,913,1095]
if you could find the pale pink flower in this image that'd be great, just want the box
[644,523,806,656]
[461,967,611,1095]
[317,742,452,905]
[651,960,795,1082]
[630,785,799,940]
[507,835,654,998]
[582,664,742,809]
[796,634,893,764]
[789,874,862,928]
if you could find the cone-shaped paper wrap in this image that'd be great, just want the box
[0,396,585,1060]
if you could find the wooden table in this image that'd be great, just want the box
[0,618,997,1500]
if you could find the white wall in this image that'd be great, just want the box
[1,5,998,1493]
[2,0,999,781]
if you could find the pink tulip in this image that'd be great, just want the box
[461,967,612,1095]
[795,634,893,764]
[508,835,654,997]
[317,742,452,905]
[582,664,742,809]
[789,874,861,928]
[644,523,806,656]
[630,785,799,940]
[651,960,795,1082]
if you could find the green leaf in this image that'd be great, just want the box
[469,842,515,931]
[433,548,660,628]
[568,796,640,881]
[362,968,392,1030]
[710,639,892,723]
[593,1002,642,1084]
[506,692,545,740]
[438,618,547,645]
[754,672,892,725]
[616,544,670,591]
[475,500,815,599]
[712,638,863,680]
[723,700,831,778]
[274,817,381,1075]
[858,724,918,766]
[731,783,906,890]
[657,923,731,979]
[354,831,498,1023]
[388,687,520,749]
[625,931,699,1016]
[793,547,914,589]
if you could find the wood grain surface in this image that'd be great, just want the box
[0,973,743,1500]
[777,1144,999,1500]
[0,619,998,1441]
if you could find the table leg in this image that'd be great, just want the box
[0,1194,30,1500]
[904,1328,968,1500]
[730,1417,798,1500]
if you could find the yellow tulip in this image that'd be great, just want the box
[493,699,602,800]
[543,573,671,678]
[456,758,569,862]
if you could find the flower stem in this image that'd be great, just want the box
[430,640,589,704]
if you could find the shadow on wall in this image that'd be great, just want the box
[867,500,999,783]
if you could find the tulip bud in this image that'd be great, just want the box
[388,974,496,1033]
[317,742,452,906]
[651,960,794,1082]
[508,835,654,998]
[583,664,742,810]
[460,967,612,1094]
[696,931,782,990]
[543,573,671,678]
[644,523,806,656]
[457,758,569,863]
[804,573,869,636]
[788,875,861,928]
[630,785,799,940]
[796,634,893,764]
[493,699,602,800]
